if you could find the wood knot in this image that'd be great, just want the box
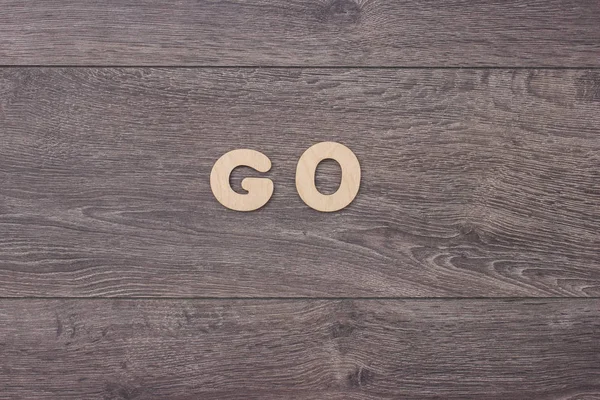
[576,72,600,102]
[347,366,374,388]
[104,382,144,400]
[316,0,362,23]
[455,223,485,245]
[331,321,356,338]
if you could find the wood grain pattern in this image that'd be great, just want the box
[0,68,599,297]
[1,0,600,66]
[1,299,599,399]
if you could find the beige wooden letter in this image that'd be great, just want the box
[210,149,273,211]
[296,142,360,212]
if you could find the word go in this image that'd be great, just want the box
[210,142,360,212]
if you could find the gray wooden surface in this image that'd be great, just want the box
[0,68,598,298]
[2,1,600,398]
[1,0,599,66]
[1,299,599,399]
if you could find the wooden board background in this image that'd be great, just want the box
[2,299,599,399]
[1,1,599,398]
[1,68,598,298]
[1,0,599,66]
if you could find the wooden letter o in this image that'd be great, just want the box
[296,142,361,212]
[210,149,273,211]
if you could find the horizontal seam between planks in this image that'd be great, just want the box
[1,65,600,70]
[0,296,598,301]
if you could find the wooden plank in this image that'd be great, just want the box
[1,0,599,66]
[0,68,599,297]
[1,299,599,399]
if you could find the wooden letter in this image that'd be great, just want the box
[296,142,361,212]
[210,149,273,211]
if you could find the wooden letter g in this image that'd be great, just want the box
[210,149,274,211]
